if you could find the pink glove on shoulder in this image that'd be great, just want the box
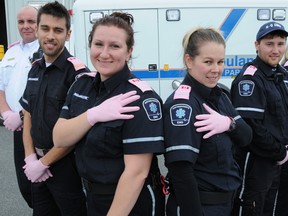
[2,110,22,132]
[87,90,140,126]
[194,103,231,139]
[23,159,49,183]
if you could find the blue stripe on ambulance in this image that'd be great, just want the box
[132,9,247,79]
[220,9,246,40]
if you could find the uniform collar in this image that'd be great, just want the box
[254,55,279,77]
[39,47,71,70]
[20,39,38,50]
[94,64,131,93]
[183,73,222,104]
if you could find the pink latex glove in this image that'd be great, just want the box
[277,145,288,165]
[34,169,53,183]
[194,103,231,139]
[87,90,140,126]
[24,153,38,164]
[23,159,49,183]
[2,110,22,132]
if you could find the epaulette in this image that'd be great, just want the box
[173,84,191,100]
[8,40,20,49]
[284,60,288,67]
[76,71,97,79]
[128,78,152,92]
[67,57,86,71]
[243,65,257,76]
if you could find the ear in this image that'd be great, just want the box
[254,40,259,51]
[65,29,72,41]
[184,53,192,69]
[127,47,133,61]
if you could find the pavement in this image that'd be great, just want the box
[0,126,32,216]
[0,125,167,216]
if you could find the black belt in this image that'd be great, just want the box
[82,179,117,195]
[199,190,235,205]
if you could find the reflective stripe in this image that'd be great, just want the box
[166,145,199,154]
[238,152,250,215]
[147,184,155,216]
[62,105,69,110]
[21,97,28,105]
[234,115,241,121]
[123,136,164,144]
[235,107,264,113]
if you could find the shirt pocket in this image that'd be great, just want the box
[86,120,124,157]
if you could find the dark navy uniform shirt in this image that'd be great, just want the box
[59,64,164,184]
[20,48,87,149]
[164,73,251,191]
[231,56,288,161]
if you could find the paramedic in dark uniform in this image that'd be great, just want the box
[163,27,252,216]
[0,5,38,208]
[274,45,288,216]
[230,21,288,216]
[53,12,165,216]
[19,2,87,215]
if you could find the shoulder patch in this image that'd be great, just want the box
[129,78,152,92]
[8,40,20,49]
[170,104,192,126]
[284,61,288,67]
[238,80,255,96]
[243,65,257,76]
[173,85,191,100]
[76,72,97,79]
[67,57,86,71]
[142,98,162,121]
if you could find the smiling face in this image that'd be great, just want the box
[37,14,71,63]
[185,41,225,88]
[90,25,132,81]
[255,35,286,67]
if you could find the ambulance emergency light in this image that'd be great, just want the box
[257,9,270,20]
[166,9,181,21]
[272,9,286,21]
[89,12,104,23]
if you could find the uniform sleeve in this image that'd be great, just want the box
[59,81,76,120]
[244,118,286,161]
[231,75,286,161]
[222,94,252,147]
[164,98,201,165]
[230,75,265,120]
[167,161,202,216]
[122,90,164,154]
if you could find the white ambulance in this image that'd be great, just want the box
[72,0,288,100]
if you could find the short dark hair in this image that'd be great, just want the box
[37,1,70,31]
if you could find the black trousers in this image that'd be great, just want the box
[14,130,33,208]
[86,176,165,216]
[275,162,288,216]
[231,152,280,216]
[32,152,87,216]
